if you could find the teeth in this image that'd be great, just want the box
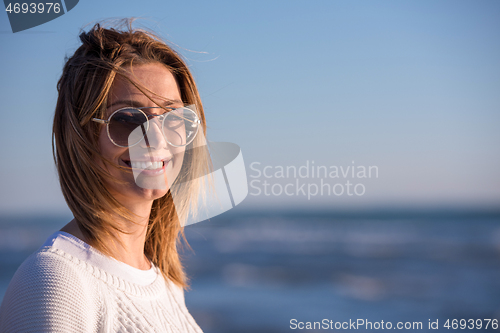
[131,161,164,170]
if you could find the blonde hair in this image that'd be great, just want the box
[52,20,210,288]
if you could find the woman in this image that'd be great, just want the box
[0,20,210,332]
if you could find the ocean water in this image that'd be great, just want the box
[1,211,499,332]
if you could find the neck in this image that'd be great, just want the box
[61,199,154,271]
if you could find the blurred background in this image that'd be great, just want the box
[1,0,499,332]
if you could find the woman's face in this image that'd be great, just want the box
[98,62,186,205]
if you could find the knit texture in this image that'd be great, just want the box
[0,232,203,333]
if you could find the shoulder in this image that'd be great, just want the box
[0,247,102,332]
[167,279,187,303]
[4,247,100,296]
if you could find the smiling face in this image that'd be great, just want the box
[98,62,186,206]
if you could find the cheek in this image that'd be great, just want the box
[97,127,127,168]
[173,146,186,169]
[167,147,186,186]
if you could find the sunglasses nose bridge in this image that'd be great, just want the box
[146,113,166,126]
[141,115,167,149]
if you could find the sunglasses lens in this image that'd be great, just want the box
[108,109,148,147]
[163,108,200,147]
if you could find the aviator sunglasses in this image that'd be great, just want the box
[92,106,201,148]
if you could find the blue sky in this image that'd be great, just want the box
[0,0,499,215]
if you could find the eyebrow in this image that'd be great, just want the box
[107,99,184,109]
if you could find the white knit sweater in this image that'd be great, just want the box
[0,231,204,333]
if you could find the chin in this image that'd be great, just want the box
[106,176,169,206]
[144,190,169,202]
[133,182,170,201]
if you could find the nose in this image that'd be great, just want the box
[141,118,167,150]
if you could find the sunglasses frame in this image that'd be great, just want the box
[92,106,201,148]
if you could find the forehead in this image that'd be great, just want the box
[108,63,182,108]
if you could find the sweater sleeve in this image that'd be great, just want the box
[0,250,101,333]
